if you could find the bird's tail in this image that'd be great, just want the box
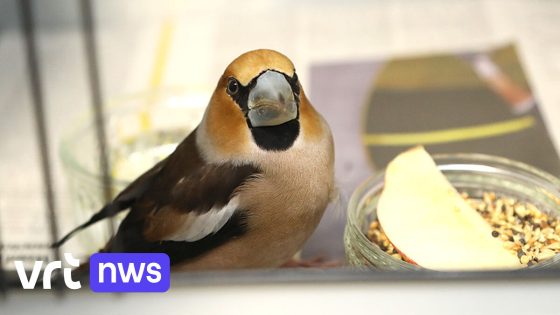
[53,156,166,248]
[52,203,123,248]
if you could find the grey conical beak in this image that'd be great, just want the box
[247,70,297,127]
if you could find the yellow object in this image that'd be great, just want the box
[363,116,534,146]
[140,20,176,132]
[376,146,522,270]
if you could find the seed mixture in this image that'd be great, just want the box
[367,191,560,267]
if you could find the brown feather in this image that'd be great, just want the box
[105,129,260,260]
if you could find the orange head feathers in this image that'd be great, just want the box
[198,49,323,158]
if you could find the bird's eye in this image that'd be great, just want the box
[226,77,240,95]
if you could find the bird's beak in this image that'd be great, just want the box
[247,70,297,127]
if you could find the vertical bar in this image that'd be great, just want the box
[17,0,62,291]
[78,0,117,240]
[0,198,6,297]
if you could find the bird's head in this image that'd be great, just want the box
[222,49,299,129]
[199,49,322,159]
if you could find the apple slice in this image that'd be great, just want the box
[377,146,522,270]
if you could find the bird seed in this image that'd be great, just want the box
[367,191,560,267]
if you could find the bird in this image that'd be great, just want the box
[54,49,336,270]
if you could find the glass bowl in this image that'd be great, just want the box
[60,88,207,253]
[344,153,560,270]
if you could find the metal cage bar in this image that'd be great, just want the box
[0,0,118,293]
[78,0,117,243]
[0,210,6,297]
[17,0,63,292]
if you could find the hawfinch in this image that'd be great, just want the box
[55,49,335,270]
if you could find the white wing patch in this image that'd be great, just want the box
[164,196,239,242]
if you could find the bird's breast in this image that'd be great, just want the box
[233,133,334,266]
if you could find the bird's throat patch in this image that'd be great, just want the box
[250,119,300,151]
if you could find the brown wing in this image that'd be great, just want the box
[103,129,260,264]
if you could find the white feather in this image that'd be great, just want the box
[164,196,239,242]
